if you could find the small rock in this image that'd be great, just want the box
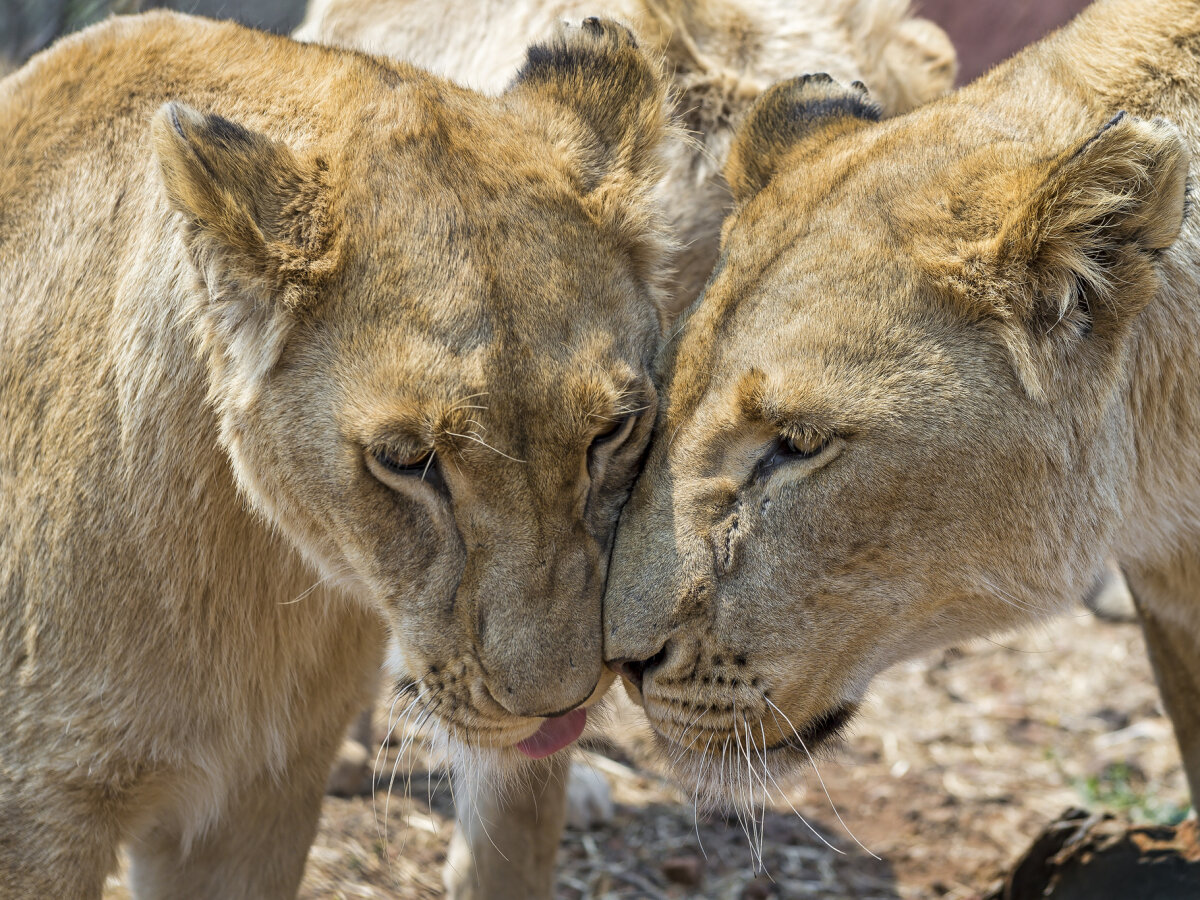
[326,738,372,797]
[564,762,614,830]
[1083,561,1138,622]
[740,876,775,900]
[660,854,704,886]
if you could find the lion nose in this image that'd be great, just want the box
[609,643,668,692]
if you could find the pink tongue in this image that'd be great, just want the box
[515,707,588,759]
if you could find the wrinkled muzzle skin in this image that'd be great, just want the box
[153,19,673,762]
[604,25,1193,811]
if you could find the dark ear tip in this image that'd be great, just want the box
[512,17,649,97]
[727,73,882,204]
[571,15,637,49]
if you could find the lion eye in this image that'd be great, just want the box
[759,433,842,479]
[587,413,638,477]
[591,413,635,448]
[781,434,828,460]
[368,446,441,488]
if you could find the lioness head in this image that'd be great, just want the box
[153,20,671,758]
[604,74,1189,804]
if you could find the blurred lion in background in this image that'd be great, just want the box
[298,0,956,310]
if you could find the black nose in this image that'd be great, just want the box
[609,644,668,692]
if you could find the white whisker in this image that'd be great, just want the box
[444,431,525,462]
[764,696,878,860]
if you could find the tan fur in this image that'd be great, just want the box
[296,0,957,310]
[604,0,1200,816]
[0,11,675,897]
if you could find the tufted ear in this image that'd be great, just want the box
[153,102,340,308]
[725,74,881,204]
[947,113,1189,396]
[508,18,676,320]
[507,17,672,185]
[153,102,341,389]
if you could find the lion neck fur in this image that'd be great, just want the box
[939,0,1200,582]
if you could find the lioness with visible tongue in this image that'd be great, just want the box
[0,12,671,899]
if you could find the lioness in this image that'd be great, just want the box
[604,0,1200,821]
[0,11,674,898]
[296,0,957,311]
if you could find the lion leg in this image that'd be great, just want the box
[1125,561,1200,805]
[444,755,568,900]
[128,618,380,900]
[0,774,121,900]
[127,749,333,900]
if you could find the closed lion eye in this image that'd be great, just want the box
[592,413,635,445]
[375,448,433,475]
[366,446,443,490]
[781,433,828,460]
[587,412,639,477]
[759,433,843,478]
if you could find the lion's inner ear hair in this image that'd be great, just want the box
[724,73,882,204]
[151,101,339,312]
[506,17,672,186]
[965,113,1189,334]
[930,113,1189,400]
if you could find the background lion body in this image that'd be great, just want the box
[297,0,956,310]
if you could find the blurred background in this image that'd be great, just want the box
[0,0,1092,80]
[0,0,304,64]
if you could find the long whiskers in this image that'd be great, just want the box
[444,430,525,463]
[764,696,879,860]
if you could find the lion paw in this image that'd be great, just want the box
[326,737,373,796]
[564,761,614,830]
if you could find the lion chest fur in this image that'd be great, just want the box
[0,13,385,850]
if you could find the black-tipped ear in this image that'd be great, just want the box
[152,101,339,310]
[508,17,671,183]
[725,74,881,204]
[153,102,342,385]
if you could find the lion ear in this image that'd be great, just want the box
[508,18,676,320]
[988,112,1188,296]
[725,74,881,204]
[507,17,672,185]
[949,113,1189,396]
[152,102,339,312]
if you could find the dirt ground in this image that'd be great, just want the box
[103,607,1190,899]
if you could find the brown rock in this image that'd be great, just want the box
[660,854,704,887]
[989,809,1200,900]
